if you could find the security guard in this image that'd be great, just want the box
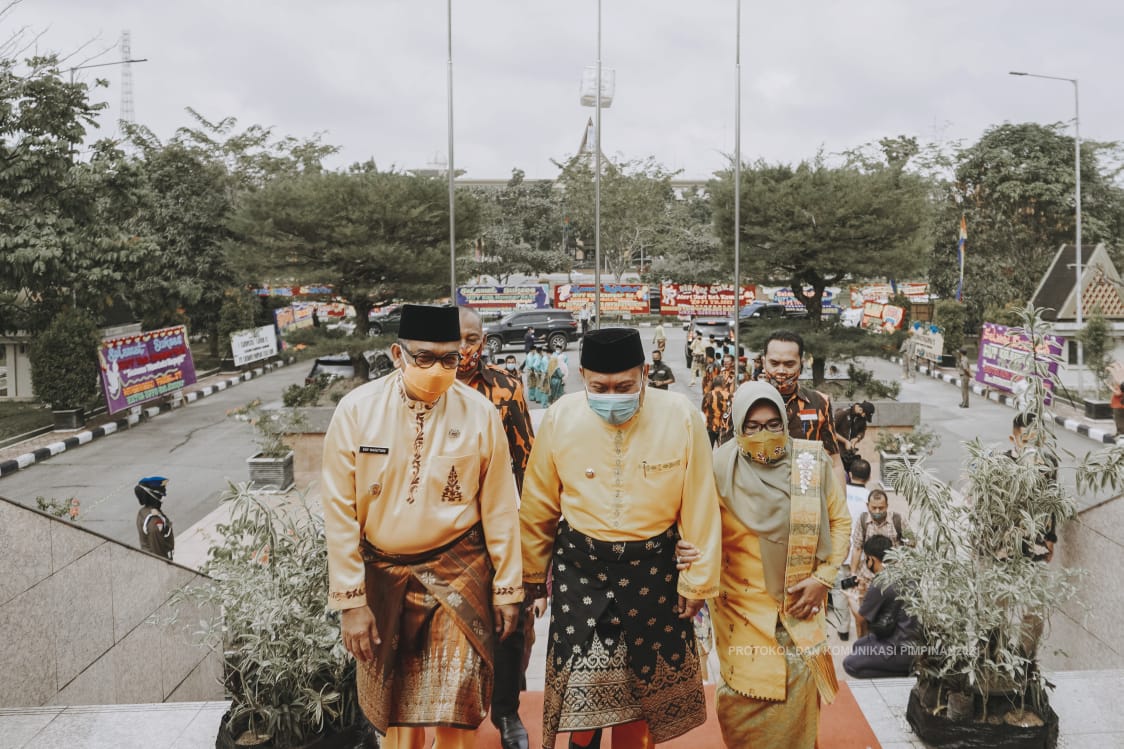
[135,476,174,560]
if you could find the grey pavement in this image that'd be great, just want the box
[0,363,308,547]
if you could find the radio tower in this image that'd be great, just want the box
[119,30,135,125]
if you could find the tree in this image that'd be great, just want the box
[29,309,101,410]
[465,168,569,284]
[643,186,727,285]
[1078,305,1112,398]
[0,54,153,333]
[711,146,934,381]
[126,113,336,353]
[555,156,678,280]
[934,299,966,356]
[929,123,1124,328]
[233,168,480,377]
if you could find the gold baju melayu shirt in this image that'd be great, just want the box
[321,372,523,610]
[520,388,721,600]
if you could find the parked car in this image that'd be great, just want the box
[684,316,735,362]
[305,350,395,385]
[483,308,580,355]
[368,304,403,336]
[737,301,789,320]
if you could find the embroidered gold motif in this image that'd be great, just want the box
[441,465,464,502]
[330,586,366,601]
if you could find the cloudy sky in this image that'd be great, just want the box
[8,0,1123,180]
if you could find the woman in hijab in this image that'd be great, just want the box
[678,380,851,748]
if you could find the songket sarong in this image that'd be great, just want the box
[542,522,706,749]
[356,524,495,734]
[715,625,819,749]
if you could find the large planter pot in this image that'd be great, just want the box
[215,709,375,749]
[247,450,295,492]
[879,450,923,490]
[906,685,1059,749]
[1084,398,1113,420]
[52,408,85,430]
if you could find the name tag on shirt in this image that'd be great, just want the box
[359,446,389,455]
[799,409,818,422]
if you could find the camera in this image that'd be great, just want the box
[839,575,859,590]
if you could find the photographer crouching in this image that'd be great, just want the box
[842,535,919,678]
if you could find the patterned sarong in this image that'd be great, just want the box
[356,524,495,734]
[543,522,706,748]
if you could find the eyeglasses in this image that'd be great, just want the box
[400,345,461,370]
[742,418,785,435]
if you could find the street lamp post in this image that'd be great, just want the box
[1009,71,1082,397]
[68,58,148,84]
[594,0,602,329]
[447,0,457,301]
[732,0,742,385]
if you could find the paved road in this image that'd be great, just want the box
[0,363,310,545]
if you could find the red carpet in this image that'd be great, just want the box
[472,683,880,748]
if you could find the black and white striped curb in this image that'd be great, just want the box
[0,359,293,479]
[892,356,1120,445]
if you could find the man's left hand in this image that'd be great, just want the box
[676,596,704,620]
[495,603,521,641]
[786,577,829,620]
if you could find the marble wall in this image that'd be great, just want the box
[1042,495,1124,671]
[0,497,222,707]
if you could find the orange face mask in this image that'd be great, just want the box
[400,356,457,403]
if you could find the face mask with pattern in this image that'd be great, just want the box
[764,371,799,395]
[736,430,787,464]
[457,342,483,376]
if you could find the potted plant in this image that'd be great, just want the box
[875,426,940,490]
[170,484,372,748]
[881,307,1124,749]
[232,400,304,492]
[28,309,102,429]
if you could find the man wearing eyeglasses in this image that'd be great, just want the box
[702,381,850,748]
[321,304,523,749]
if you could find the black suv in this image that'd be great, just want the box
[483,309,580,355]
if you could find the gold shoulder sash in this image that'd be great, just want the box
[781,438,839,703]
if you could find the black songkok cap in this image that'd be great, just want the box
[398,304,461,343]
[580,328,645,373]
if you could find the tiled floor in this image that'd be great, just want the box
[0,702,229,749]
[5,672,1118,747]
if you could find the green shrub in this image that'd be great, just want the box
[934,299,967,355]
[172,485,358,744]
[1078,306,1112,398]
[282,374,332,407]
[843,363,901,400]
[29,310,101,409]
[218,289,260,357]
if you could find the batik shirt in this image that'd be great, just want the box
[321,372,523,609]
[520,388,722,601]
[703,375,732,438]
[461,363,535,492]
[782,386,841,457]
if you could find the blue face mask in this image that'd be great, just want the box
[587,391,642,425]
[505,362,518,371]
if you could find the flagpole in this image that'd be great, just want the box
[958,215,965,303]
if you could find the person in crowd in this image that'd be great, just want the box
[688,333,708,387]
[751,355,764,381]
[830,458,872,641]
[652,320,667,353]
[702,347,719,395]
[648,349,676,390]
[842,535,919,678]
[703,362,734,447]
[899,333,915,382]
[321,304,523,749]
[706,381,851,747]
[835,401,874,453]
[522,348,543,407]
[958,347,972,408]
[546,345,569,406]
[524,326,536,354]
[456,307,537,749]
[759,330,846,488]
[520,328,721,749]
[135,476,174,560]
[848,488,908,638]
